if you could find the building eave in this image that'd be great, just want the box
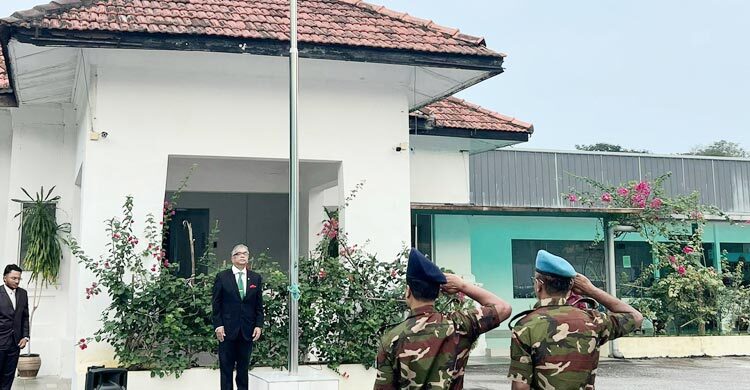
[9,27,506,73]
[411,203,643,218]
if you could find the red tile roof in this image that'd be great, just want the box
[2,0,503,58]
[413,97,533,134]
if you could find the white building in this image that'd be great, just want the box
[0,0,532,385]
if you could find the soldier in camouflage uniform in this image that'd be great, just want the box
[508,250,643,390]
[374,248,512,389]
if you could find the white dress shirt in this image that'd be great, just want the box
[3,284,15,311]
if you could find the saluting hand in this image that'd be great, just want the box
[252,327,262,341]
[572,273,597,296]
[442,273,465,295]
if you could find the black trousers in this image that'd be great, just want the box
[219,337,253,390]
[0,347,19,390]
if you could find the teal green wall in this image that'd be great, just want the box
[469,215,604,351]
[431,213,750,353]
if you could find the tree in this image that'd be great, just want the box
[575,143,649,153]
[688,140,748,158]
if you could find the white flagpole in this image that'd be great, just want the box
[288,0,300,376]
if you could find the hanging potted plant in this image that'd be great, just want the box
[12,187,70,378]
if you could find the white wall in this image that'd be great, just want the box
[0,104,78,377]
[0,110,12,259]
[410,149,470,204]
[62,48,411,380]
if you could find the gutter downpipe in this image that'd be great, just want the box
[607,224,638,358]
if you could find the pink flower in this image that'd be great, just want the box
[631,194,647,208]
[616,187,629,197]
[668,255,676,264]
[318,268,327,279]
[600,193,613,203]
[683,246,694,254]
[635,181,651,196]
[80,343,88,350]
[650,198,663,209]
[566,194,578,203]
[79,338,86,343]
[690,211,703,220]
[677,265,686,276]
[390,269,398,278]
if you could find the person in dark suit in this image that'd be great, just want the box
[0,264,29,390]
[212,244,264,390]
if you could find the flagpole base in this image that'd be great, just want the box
[250,366,338,390]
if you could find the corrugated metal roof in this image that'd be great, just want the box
[471,149,750,215]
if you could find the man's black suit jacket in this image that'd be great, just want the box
[211,269,264,341]
[0,286,29,350]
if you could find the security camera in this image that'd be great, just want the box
[100,131,109,138]
[395,142,408,152]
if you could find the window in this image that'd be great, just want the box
[512,240,605,298]
[411,214,433,260]
[19,202,57,270]
[721,242,750,286]
[614,241,653,297]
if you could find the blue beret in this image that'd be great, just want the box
[407,248,447,284]
[535,250,577,278]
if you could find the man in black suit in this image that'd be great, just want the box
[0,264,29,390]
[212,244,264,390]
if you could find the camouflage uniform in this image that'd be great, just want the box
[507,297,637,390]
[374,303,501,389]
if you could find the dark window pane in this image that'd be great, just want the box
[412,214,433,260]
[722,242,750,286]
[512,240,605,298]
[614,241,653,297]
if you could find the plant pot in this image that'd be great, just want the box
[17,354,41,378]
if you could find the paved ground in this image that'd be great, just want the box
[11,376,70,390]
[464,356,750,390]
[9,357,750,389]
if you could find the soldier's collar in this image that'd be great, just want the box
[534,297,568,308]
[410,304,436,316]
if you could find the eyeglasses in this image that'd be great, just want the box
[531,277,544,285]
[6,276,22,281]
[232,251,249,257]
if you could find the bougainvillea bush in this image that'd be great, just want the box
[568,173,750,335]
[71,188,469,377]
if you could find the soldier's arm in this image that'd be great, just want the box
[373,336,398,390]
[507,324,534,389]
[444,273,512,322]
[573,273,643,329]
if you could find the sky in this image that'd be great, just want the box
[2,0,749,154]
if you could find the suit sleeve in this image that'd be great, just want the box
[255,274,264,329]
[21,290,30,339]
[211,273,223,329]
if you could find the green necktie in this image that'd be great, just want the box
[238,272,245,299]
